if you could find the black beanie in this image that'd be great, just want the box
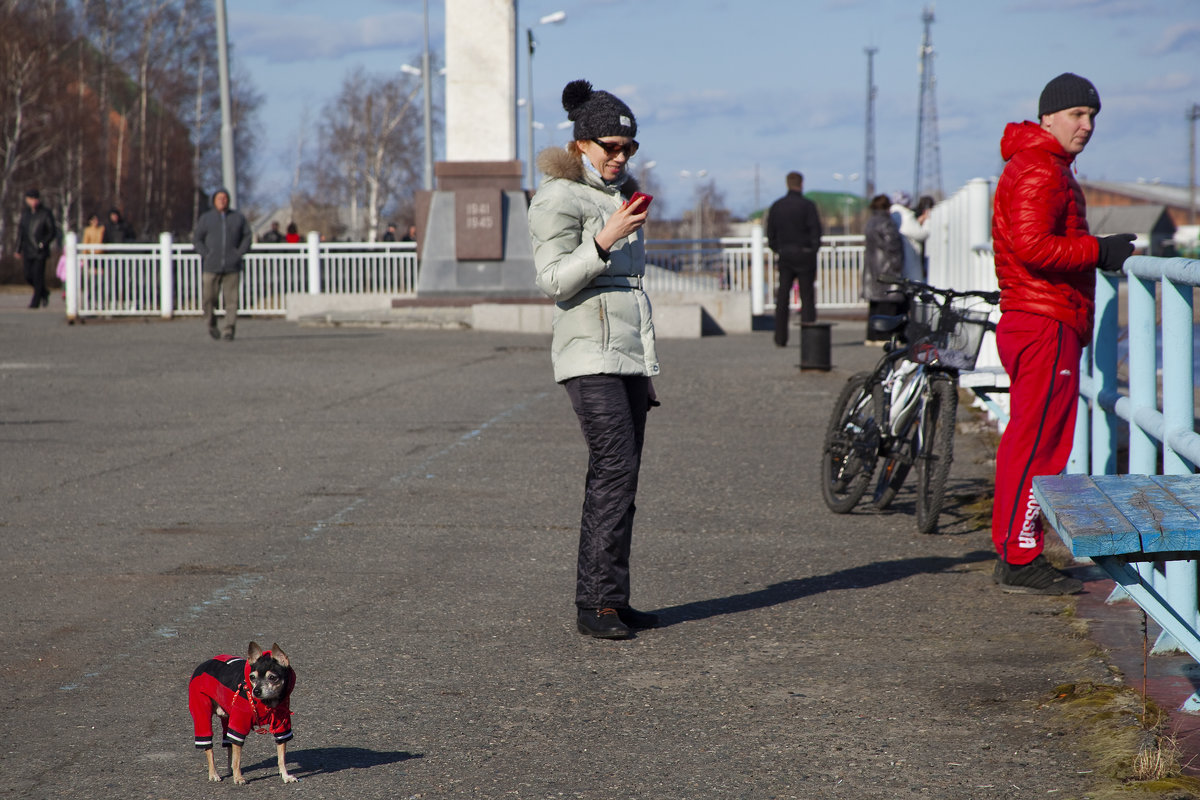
[562,79,637,141]
[1038,73,1101,118]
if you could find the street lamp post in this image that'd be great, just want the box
[214,0,237,206]
[402,56,446,192]
[681,169,708,271]
[421,0,433,191]
[525,11,566,189]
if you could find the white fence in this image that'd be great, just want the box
[63,233,420,320]
[924,177,1004,378]
[643,232,865,312]
[60,228,867,321]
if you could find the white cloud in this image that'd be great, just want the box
[1151,21,1200,55]
[232,11,423,64]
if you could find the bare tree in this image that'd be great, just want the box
[0,1,73,251]
[0,0,262,272]
[306,67,424,241]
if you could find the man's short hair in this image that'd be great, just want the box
[786,172,804,191]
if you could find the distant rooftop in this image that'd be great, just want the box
[1086,204,1175,236]
[1081,179,1194,209]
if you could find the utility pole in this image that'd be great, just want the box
[913,6,943,202]
[864,46,877,200]
[422,0,433,191]
[214,0,237,207]
[1189,102,1199,224]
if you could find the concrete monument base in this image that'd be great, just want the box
[415,160,540,299]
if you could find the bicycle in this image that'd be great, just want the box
[820,279,999,533]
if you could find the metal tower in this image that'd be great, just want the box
[1189,102,1199,224]
[864,46,878,200]
[912,6,943,201]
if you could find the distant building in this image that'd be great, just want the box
[1086,205,1176,257]
[1080,180,1198,228]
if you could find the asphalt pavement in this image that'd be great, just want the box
[0,299,1127,799]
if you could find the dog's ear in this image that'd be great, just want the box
[270,643,289,668]
[247,641,264,662]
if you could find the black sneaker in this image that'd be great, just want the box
[617,607,659,629]
[993,555,1083,595]
[208,325,220,340]
[577,608,632,639]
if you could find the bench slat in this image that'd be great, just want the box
[1093,475,1200,553]
[1032,474,1141,558]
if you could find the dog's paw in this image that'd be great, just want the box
[281,773,298,784]
[207,772,222,783]
[233,774,247,786]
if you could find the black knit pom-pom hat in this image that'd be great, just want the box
[562,79,637,141]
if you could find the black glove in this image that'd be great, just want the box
[1096,233,1136,271]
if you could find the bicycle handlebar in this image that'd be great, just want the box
[881,274,1000,306]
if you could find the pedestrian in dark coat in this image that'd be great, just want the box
[193,188,252,340]
[103,208,135,244]
[15,189,58,308]
[766,171,823,346]
[862,194,904,341]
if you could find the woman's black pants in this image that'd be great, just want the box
[564,374,650,610]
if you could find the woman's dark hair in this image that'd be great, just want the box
[869,194,891,211]
[915,195,936,215]
[286,222,298,235]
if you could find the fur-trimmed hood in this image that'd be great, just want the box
[536,147,640,197]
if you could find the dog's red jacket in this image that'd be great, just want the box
[188,653,294,749]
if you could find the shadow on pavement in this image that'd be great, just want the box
[251,747,423,778]
[654,550,994,627]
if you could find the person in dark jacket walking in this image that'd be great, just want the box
[861,194,904,342]
[103,208,136,244]
[260,221,285,243]
[990,73,1135,594]
[766,172,823,346]
[194,188,252,340]
[15,189,58,308]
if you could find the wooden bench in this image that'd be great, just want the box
[1032,473,1200,706]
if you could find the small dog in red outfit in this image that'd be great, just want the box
[188,642,297,784]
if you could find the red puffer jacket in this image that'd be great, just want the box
[992,121,1099,343]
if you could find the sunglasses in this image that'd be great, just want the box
[591,138,639,157]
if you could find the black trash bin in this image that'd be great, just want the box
[799,321,833,371]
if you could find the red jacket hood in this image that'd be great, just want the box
[1000,121,1075,166]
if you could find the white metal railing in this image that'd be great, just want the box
[1077,255,1200,676]
[925,178,1004,380]
[649,232,866,312]
[60,228,866,320]
[63,233,419,320]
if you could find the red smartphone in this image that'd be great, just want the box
[626,192,653,213]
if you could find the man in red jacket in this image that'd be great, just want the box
[991,73,1135,594]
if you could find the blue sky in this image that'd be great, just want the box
[230,0,1200,219]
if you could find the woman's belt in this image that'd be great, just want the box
[588,275,642,290]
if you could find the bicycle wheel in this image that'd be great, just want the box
[872,406,918,511]
[821,372,880,513]
[914,373,958,533]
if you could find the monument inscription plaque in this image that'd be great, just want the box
[455,188,503,260]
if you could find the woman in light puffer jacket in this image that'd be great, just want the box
[527,79,659,640]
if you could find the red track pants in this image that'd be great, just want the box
[991,311,1082,565]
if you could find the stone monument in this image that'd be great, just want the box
[414,0,540,298]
